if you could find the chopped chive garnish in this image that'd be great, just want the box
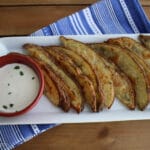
[9,104,14,107]
[8,83,10,86]
[20,71,24,76]
[32,77,35,80]
[8,92,12,95]
[3,105,7,109]
[14,66,20,69]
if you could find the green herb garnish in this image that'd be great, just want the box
[3,105,7,109]
[14,66,20,69]
[32,77,35,80]
[8,92,12,95]
[9,104,14,107]
[20,71,24,76]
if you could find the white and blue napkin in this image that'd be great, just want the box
[0,0,150,149]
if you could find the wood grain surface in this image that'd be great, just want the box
[0,6,86,36]
[0,7,149,36]
[0,0,97,5]
[0,0,149,5]
[15,121,150,150]
[0,0,149,150]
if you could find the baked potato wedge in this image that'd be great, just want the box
[101,59,135,109]
[44,46,98,112]
[47,46,104,111]
[43,68,59,106]
[124,49,150,90]
[107,37,150,67]
[48,46,104,110]
[139,35,150,50]
[23,43,84,113]
[106,37,150,86]
[90,43,149,110]
[60,36,115,109]
[89,43,135,109]
[33,58,70,112]
[47,46,97,92]
[112,68,135,109]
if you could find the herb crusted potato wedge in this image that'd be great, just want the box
[23,43,84,113]
[44,46,98,112]
[60,36,115,109]
[90,43,149,110]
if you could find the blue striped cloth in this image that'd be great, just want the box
[1,0,150,149]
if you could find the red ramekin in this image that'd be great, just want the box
[0,52,44,117]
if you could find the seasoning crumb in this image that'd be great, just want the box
[8,83,10,86]
[8,92,12,95]
[14,66,20,69]
[20,71,24,76]
[3,105,7,109]
[9,104,14,108]
[32,77,35,80]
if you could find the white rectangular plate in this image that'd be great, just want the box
[0,34,150,125]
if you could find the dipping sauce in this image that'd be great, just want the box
[0,63,40,113]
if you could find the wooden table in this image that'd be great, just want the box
[0,0,150,150]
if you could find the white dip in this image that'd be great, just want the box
[0,63,40,113]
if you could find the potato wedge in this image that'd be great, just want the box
[60,36,115,109]
[47,46,104,111]
[107,37,150,67]
[44,46,98,112]
[90,43,149,110]
[125,49,150,92]
[112,69,135,109]
[47,46,97,92]
[33,59,70,112]
[23,43,84,113]
[106,37,150,87]
[139,35,150,50]
[43,69,59,106]
[43,64,72,111]
[101,58,135,109]
[49,46,105,110]
[89,43,135,109]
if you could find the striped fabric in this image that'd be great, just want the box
[0,0,150,149]
[32,0,150,36]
